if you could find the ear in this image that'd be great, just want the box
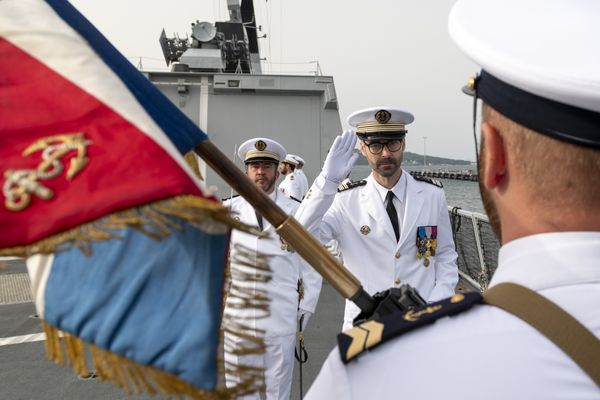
[359,141,367,157]
[481,122,507,190]
[275,170,280,180]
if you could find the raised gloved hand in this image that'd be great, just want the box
[322,129,359,183]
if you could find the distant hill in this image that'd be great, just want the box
[356,151,472,166]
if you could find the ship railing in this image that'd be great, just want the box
[447,206,499,292]
[2,207,499,294]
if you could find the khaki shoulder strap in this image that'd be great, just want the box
[484,283,600,387]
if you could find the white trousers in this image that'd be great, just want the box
[225,333,297,400]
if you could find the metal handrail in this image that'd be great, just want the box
[447,206,495,292]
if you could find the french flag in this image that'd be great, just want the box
[0,0,236,396]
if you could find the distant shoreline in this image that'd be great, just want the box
[354,151,474,167]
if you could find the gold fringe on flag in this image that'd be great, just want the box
[0,195,260,258]
[36,243,273,399]
[41,321,267,399]
[184,151,204,181]
[221,244,273,398]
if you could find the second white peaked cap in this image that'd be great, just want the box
[237,137,287,164]
[282,154,299,166]
[288,154,305,165]
[348,106,414,140]
[449,0,600,115]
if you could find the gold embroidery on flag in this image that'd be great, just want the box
[3,133,91,211]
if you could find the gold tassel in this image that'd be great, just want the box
[129,362,157,396]
[107,352,131,394]
[184,151,203,181]
[122,363,142,395]
[42,322,64,365]
[219,244,273,396]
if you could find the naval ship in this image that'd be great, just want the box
[0,1,498,398]
[150,0,342,200]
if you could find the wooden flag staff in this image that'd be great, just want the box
[195,141,376,314]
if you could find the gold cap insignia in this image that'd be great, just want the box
[360,225,371,235]
[467,76,476,91]
[374,110,391,124]
[254,140,267,151]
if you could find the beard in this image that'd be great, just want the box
[372,154,403,178]
[255,174,277,193]
[478,141,503,243]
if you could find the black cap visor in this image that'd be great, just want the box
[357,131,407,141]
[471,70,600,148]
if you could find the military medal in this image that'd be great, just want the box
[416,226,437,267]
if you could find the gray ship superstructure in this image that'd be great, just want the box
[152,0,341,197]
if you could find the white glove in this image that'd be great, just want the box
[297,309,313,331]
[322,129,359,183]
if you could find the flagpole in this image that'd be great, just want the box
[195,141,376,314]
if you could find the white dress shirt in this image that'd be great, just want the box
[373,171,407,238]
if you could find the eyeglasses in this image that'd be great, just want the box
[363,139,403,154]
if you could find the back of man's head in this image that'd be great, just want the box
[450,0,600,239]
[483,105,600,216]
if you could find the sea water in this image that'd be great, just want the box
[350,164,484,214]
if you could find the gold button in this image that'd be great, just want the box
[394,278,401,285]
[395,251,401,259]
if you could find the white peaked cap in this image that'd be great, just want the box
[449,0,600,148]
[237,137,287,164]
[348,106,414,140]
[287,154,305,164]
[283,154,299,166]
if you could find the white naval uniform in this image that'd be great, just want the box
[295,169,309,199]
[223,190,320,400]
[296,170,458,329]
[279,171,304,200]
[305,232,600,399]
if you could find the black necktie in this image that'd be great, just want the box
[385,191,400,242]
[255,210,264,231]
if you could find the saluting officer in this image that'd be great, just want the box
[223,138,320,400]
[295,107,458,330]
[305,0,600,398]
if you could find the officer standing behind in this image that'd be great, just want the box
[305,0,600,398]
[278,154,303,201]
[289,154,309,199]
[296,107,458,330]
[223,138,319,400]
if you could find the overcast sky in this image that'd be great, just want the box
[70,0,479,161]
